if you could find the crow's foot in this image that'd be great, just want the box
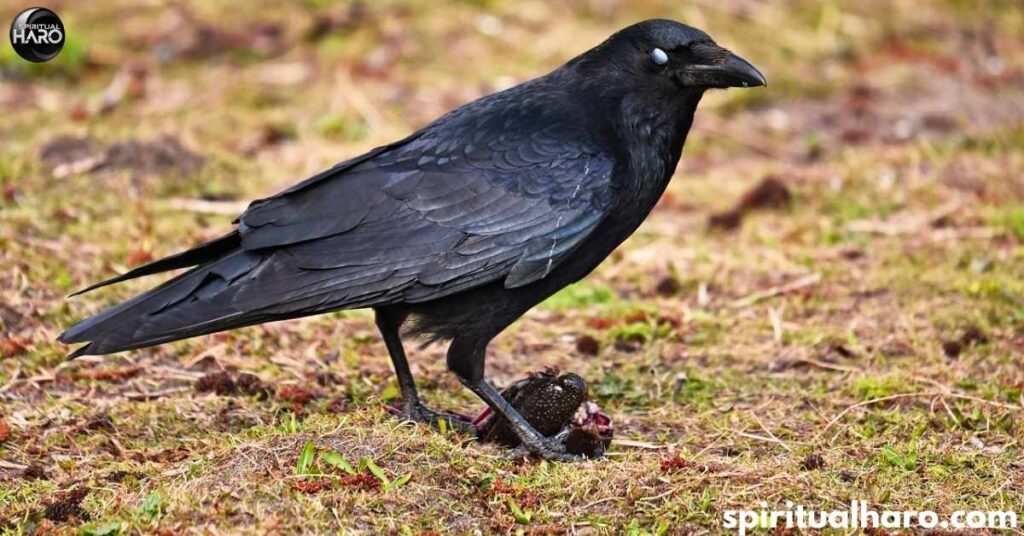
[508,433,585,462]
[389,400,477,436]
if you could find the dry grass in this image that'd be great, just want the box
[1,0,1023,534]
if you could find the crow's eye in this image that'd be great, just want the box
[650,48,668,65]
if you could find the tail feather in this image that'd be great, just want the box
[59,241,264,358]
[69,231,241,297]
[59,230,415,358]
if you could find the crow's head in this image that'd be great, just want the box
[573,19,765,98]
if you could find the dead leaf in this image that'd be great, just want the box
[0,336,30,358]
[126,249,154,266]
[77,366,143,382]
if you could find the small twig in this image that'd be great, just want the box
[690,432,728,459]
[768,306,784,344]
[0,460,29,471]
[26,373,56,384]
[943,392,1023,411]
[165,198,248,216]
[124,387,190,401]
[150,366,206,381]
[735,431,792,449]
[334,71,385,133]
[579,496,620,510]
[185,343,228,370]
[637,487,680,503]
[0,365,22,393]
[611,439,670,450]
[750,412,793,451]
[731,273,821,308]
[793,358,861,373]
[697,281,711,306]
[913,376,1024,410]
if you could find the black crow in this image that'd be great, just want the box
[60,19,764,460]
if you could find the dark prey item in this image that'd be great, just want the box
[474,369,612,459]
[60,19,765,461]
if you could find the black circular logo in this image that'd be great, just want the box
[9,7,65,63]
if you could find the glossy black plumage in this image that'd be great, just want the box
[60,19,764,459]
[60,76,618,356]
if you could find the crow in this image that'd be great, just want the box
[60,19,764,460]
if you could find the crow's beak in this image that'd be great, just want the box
[686,50,766,88]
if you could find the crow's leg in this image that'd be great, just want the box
[374,308,475,435]
[447,335,581,461]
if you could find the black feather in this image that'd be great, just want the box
[68,231,241,297]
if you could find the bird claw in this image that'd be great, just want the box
[389,400,477,436]
[507,435,585,462]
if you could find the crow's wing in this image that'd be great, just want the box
[228,104,616,313]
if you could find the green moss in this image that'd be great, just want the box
[315,114,369,142]
[540,281,616,311]
[992,206,1024,240]
[851,375,906,400]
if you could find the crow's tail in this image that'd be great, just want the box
[59,232,270,358]
[69,231,241,296]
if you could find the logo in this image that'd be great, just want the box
[9,7,65,63]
